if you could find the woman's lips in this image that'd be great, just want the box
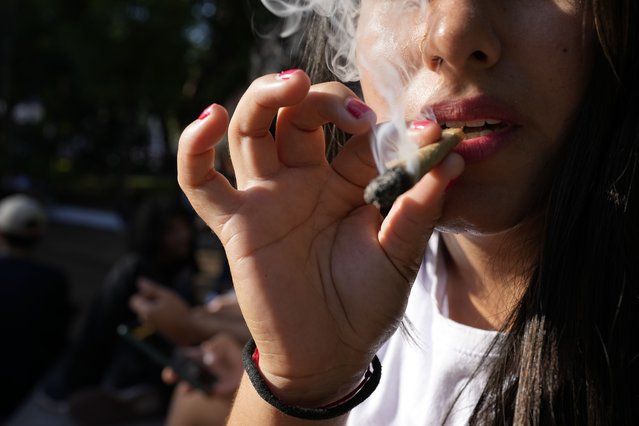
[427,96,522,164]
[452,124,517,164]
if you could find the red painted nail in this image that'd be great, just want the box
[198,104,216,120]
[345,98,373,119]
[277,69,303,80]
[445,177,460,192]
[410,120,436,129]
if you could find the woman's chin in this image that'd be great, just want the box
[435,206,533,237]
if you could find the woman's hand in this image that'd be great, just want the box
[177,70,463,406]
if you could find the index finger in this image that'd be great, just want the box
[228,70,311,186]
[178,103,241,226]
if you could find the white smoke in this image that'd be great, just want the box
[260,0,432,172]
[261,0,360,81]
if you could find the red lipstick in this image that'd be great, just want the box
[428,96,522,163]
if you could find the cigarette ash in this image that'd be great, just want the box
[363,128,463,216]
[363,166,414,216]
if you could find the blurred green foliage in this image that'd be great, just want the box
[0,0,279,203]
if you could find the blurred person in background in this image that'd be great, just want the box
[0,194,72,421]
[121,133,246,425]
[130,278,248,347]
[129,274,248,426]
[162,333,245,426]
[40,193,199,425]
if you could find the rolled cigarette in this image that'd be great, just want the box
[364,127,464,215]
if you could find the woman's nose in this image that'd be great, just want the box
[420,1,502,74]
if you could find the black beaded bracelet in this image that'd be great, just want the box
[241,338,382,420]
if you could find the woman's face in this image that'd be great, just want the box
[356,0,593,234]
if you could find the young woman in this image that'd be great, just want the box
[177,0,638,424]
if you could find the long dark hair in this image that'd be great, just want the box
[469,1,639,423]
[129,193,197,262]
[290,15,359,161]
[296,1,639,423]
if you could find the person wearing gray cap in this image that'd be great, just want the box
[0,194,72,421]
[0,194,47,252]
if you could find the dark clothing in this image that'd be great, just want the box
[44,254,195,407]
[0,256,71,419]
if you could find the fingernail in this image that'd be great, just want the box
[276,69,303,80]
[198,104,216,120]
[410,120,436,130]
[345,98,374,120]
[445,177,460,192]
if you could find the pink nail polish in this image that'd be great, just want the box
[410,120,436,129]
[345,98,373,119]
[277,69,303,80]
[445,177,460,192]
[198,104,216,120]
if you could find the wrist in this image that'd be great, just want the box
[259,360,369,408]
[242,339,381,420]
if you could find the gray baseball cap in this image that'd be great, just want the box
[0,194,47,238]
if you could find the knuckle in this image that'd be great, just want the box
[311,81,352,96]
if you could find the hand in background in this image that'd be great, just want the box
[205,290,241,318]
[162,333,244,398]
[129,277,195,345]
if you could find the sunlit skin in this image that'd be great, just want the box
[358,0,593,234]
[177,0,597,422]
[358,0,593,328]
